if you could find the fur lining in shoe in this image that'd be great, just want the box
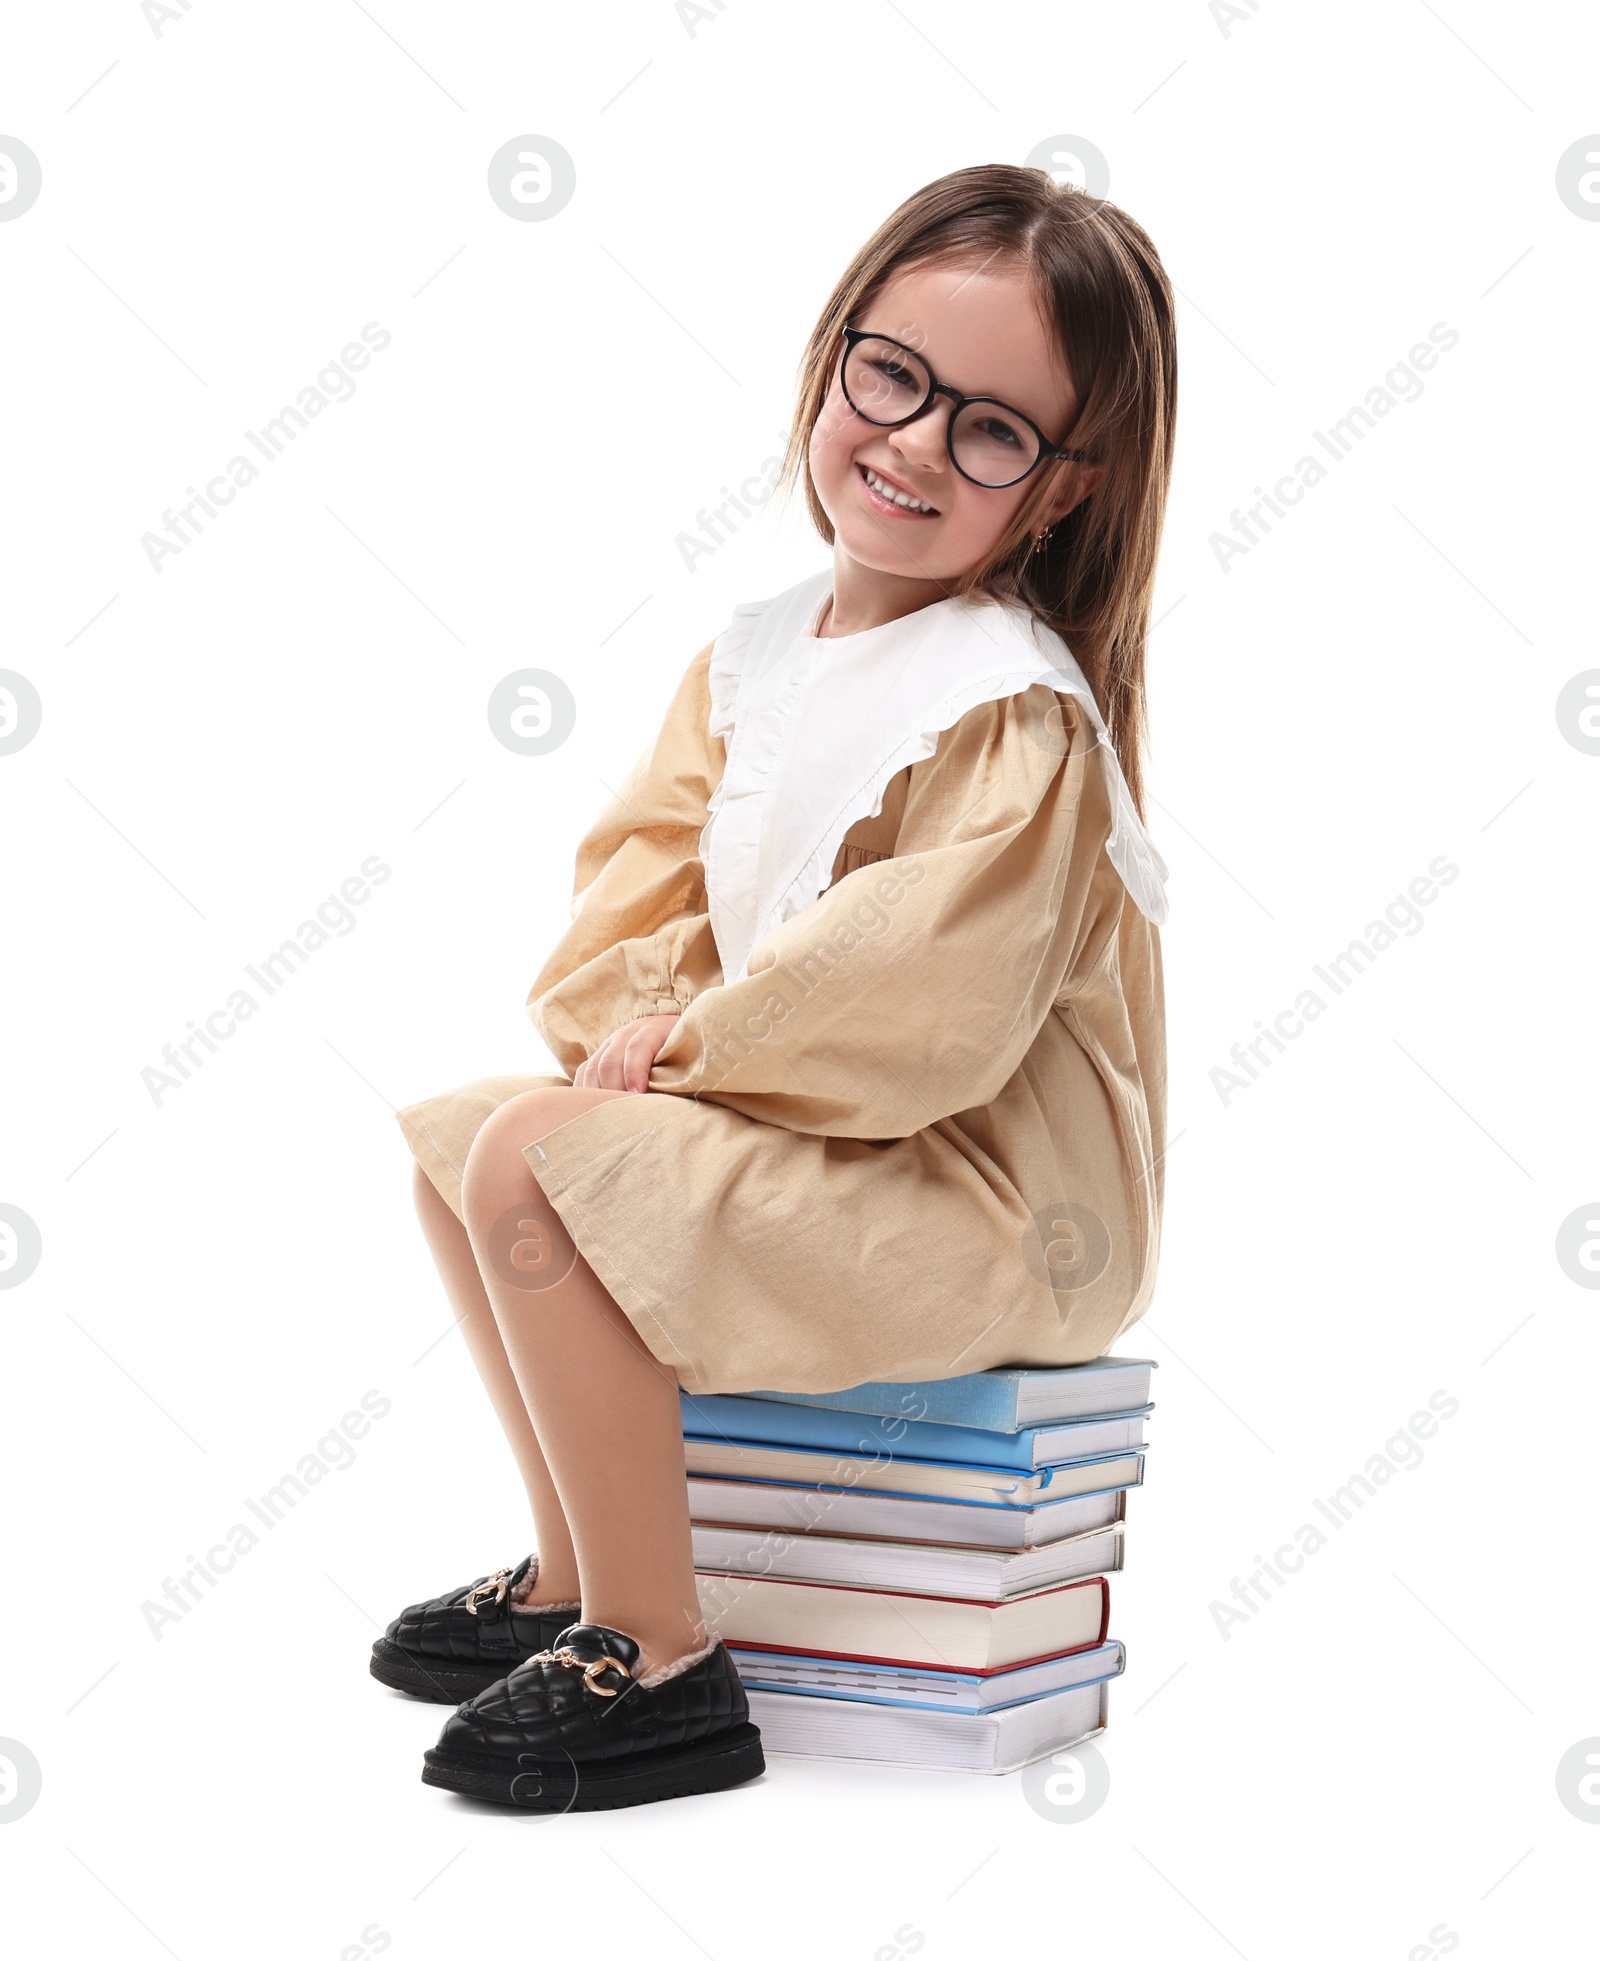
[508,1557,579,1616]
[636,1634,721,1688]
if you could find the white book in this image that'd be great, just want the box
[731,1639,1125,1713]
[687,1478,1128,1550]
[746,1678,1110,1772]
[696,1572,1108,1671]
[692,1521,1123,1602]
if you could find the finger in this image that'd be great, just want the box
[595,1037,627,1092]
[622,1029,653,1093]
[640,1014,680,1087]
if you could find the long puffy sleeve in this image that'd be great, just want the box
[527,645,725,1071]
[647,684,1125,1139]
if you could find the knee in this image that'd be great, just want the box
[460,1087,574,1234]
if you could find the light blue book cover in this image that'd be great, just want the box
[735,1356,1157,1434]
[681,1391,1152,1470]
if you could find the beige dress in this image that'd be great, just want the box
[398,640,1167,1395]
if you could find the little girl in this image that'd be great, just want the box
[379,163,1176,1811]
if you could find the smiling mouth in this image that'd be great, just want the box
[858,462,940,517]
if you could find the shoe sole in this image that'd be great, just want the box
[370,1638,513,1704]
[420,1723,766,1811]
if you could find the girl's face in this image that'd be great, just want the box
[808,257,1101,588]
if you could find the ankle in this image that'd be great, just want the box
[634,1631,718,1687]
[509,1558,580,1612]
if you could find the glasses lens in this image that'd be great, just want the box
[842,336,930,425]
[951,399,1042,487]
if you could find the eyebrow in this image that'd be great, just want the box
[853,322,1073,438]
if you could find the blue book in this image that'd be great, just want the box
[681,1390,1151,1471]
[734,1355,1156,1435]
[728,1639,1126,1714]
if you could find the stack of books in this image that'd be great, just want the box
[682,1356,1155,1774]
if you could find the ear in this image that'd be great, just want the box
[1043,460,1104,523]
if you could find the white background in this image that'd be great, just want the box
[2,1,1597,1954]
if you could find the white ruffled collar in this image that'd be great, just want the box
[699,567,1167,984]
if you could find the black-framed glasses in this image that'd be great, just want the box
[837,324,1091,489]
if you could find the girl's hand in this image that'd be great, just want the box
[572,1013,681,1093]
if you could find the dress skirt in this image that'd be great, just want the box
[397,1058,1154,1398]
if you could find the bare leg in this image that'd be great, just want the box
[459,1085,705,1677]
[410,1161,580,1605]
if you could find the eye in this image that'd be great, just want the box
[868,355,921,389]
[972,415,1025,449]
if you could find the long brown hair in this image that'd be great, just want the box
[776,164,1177,815]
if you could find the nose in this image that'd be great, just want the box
[887,393,952,474]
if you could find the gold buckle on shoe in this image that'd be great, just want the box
[529,1645,633,1698]
[581,1656,632,1698]
[464,1567,515,1615]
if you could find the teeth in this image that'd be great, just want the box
[864,466,935,513]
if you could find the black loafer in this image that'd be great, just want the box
[369,1555,581,1703]
[421,1621,765,1812]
